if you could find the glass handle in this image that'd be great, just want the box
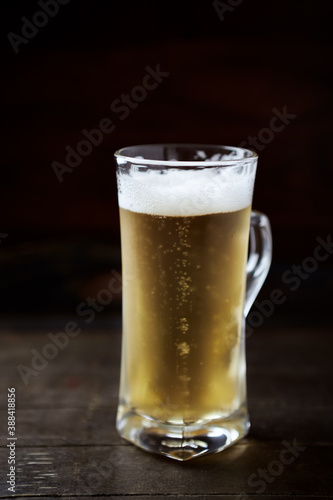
[245,211,273,317]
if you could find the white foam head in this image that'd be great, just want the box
[117,165,257,216]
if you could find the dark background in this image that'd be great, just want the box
[0,0,332,324]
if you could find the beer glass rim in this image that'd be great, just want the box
[115,143,257,167]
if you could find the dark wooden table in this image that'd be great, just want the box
[1,318,332,499]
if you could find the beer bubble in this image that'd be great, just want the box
[177,317,189,334]
[176,342,190,356]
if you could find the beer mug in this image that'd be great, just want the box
[114,144,272,461]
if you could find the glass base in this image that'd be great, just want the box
[116,405,250,461]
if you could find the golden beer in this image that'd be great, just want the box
[118,204,251,425]
[115,145,271,461]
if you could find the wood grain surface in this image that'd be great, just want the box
[0,322,332,498]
